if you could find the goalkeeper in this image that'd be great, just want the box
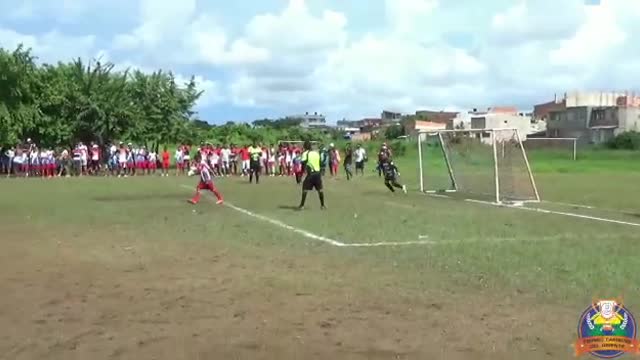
[380,156,407,194]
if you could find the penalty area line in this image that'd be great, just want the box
[179,184,344,246]
[342,240,435,247]
[465,199,640,228]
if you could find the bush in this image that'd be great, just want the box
[389,140,407,157]
[384,124,404,140]
[606,131,640,150]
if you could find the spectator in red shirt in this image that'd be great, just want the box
[240,145,250,176]
[162,147,170,177]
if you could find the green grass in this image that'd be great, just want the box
[2,163,640,303]
[2,151,640,358]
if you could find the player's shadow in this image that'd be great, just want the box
[277,205,300,211]
[623,211,640,218]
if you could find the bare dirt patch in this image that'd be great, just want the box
[0,226,575,360]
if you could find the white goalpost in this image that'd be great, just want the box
[417,128,540,204]
[523,137,577,160]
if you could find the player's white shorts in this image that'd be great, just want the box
[242,160,250,170]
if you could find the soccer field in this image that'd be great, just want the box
[1,160,640,359]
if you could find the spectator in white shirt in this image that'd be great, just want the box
[354,144,367,176]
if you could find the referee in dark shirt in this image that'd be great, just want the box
[298,140,326,210]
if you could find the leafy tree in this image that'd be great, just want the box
[384,124,405,140]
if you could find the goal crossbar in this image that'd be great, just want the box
[417,128,540,204]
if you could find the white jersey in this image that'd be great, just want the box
[354,148,366,162]
[30,151,39,164]
[79,145,88,160]
[175,149,183,162]
[118,150,128,163]
[148,152,157,162]
[109,145,117,156]
[221,148,231,162]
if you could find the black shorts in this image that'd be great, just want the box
[250,160,261,170]
[355,161,364,169]
[302,172,323,191]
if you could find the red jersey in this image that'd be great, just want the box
[240,148,250,161]
[162,151,170,162]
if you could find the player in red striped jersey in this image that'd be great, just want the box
[188,155,224,205]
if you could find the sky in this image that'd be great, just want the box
[0,0,638,124]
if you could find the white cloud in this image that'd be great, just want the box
[490,0,585,46]
[112,0,268,66]
[228,0,485,117]
[114,61,224,108]
[549,1,626,67]
[5,0,640,120]
[175,74,224,107]
[385,0,438,37]
[0,28,98,63]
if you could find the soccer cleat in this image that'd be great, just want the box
[188,199,198,205]
[321,206,327,210]
[216,199,224,205]
[297,206,305,211]
[402,185,407,194]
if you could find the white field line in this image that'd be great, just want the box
[179,184,344,246]
[179,184,431,248]
[430,232,618,245]
[542,200,640,217]
[464,198,640,228]
[342,240,435,247]
[541,200,594,209]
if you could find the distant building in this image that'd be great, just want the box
[338,118,382,131]
[533,95,566,121]
[415,110,459,124]
[336,117,383,140]
[404,120,446,136]
[545,91,640,144]
[350,132,374,141]
[470,113,531,138]
[381,110,402,123]
[455,106,532,137]
[289,112,327,128]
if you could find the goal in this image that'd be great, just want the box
[523,137,577,160]
[417,128,540,204]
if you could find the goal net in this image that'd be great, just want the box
[418,128,540,204]
[523,137,577,160]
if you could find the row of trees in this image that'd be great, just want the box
[0,45,206,149]
[0,45,339,150]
